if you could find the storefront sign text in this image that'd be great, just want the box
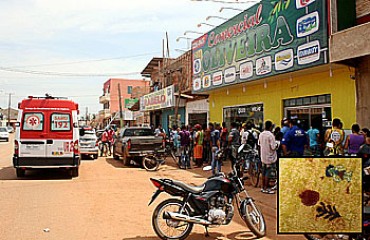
[192,0,328,93]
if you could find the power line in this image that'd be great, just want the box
[0,66,141,77]
[7,51,162,69]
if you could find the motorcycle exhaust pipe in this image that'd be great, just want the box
[163,211,212,225]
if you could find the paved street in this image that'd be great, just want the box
[0,134,304,240]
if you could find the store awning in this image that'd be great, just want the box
[174,92,194,99]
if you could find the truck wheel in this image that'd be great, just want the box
[16,168,25,178]
[122,152,130,166]
[93,154,98,159]
[70,167,79,178]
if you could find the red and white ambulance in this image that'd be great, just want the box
[13,95,80,178]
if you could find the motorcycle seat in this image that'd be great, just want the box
[171,180,205,194]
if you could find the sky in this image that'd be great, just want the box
[0,0,257,115]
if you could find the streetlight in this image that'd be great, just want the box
[176,37,195,49]
[175,48,189,54]
[206,16,229,21]
[197,22,216,28]
[184,30,203,36]
[4,92,15,126]
[219,6,244,12]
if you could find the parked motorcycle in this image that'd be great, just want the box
[148,156,266,240]
[142,148,166,171]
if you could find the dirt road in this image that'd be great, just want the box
[0,134,305,240]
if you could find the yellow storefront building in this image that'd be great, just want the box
[208,65,356,130]
[191,1,356,131]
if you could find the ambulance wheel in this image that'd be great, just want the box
[70,167,79,178]
[16,168,25,177]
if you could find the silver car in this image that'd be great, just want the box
[79,128,99,159]
[0,127,9,142]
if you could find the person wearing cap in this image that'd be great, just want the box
[281,118,290,135]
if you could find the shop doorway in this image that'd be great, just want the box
[285,106,331,131]
[283,94,332,132]
[188,113,207,126]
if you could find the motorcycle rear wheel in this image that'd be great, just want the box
[152,198,193,240]
[242,200,266,238]
[142,155,160,171]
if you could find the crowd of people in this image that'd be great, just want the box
[154,117,370,194]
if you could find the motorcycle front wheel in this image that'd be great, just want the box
[304,234,353,240]
[152,198,193,240]
[240,199,266,238]
[142,155,160,171]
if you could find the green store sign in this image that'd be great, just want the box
[124,98,138,108]
[192,0,328,92]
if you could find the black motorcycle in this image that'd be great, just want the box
[148,157,266,240]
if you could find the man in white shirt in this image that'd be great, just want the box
[258,120,278,194]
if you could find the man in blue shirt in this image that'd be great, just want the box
[209,123,221,175]
[281,118,290,136]
[307,123,320,156]
[281,119,308,156]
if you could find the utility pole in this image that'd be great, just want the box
[118,83,124,128]
[85,107,88,125]
[7,93,14,127]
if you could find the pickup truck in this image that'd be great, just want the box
[112,127,163,166]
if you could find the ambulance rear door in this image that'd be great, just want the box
[19,112,47,158]
[45,111,74,159]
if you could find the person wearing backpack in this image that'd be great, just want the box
[209,123,221,175]
[241,121,259,170]
[179,125,191,169]
[241,121,258,152]
[324,118,345,156]
[228,122,240,163]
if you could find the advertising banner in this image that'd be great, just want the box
[140,85,175,111]
[192,0,328,93]
[124,98,138,108]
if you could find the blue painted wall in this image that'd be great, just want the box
[162,107,185,135]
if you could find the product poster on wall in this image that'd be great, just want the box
[192,0,328,93]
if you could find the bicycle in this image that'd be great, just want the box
[243,150,277,189]
[245,151,262,187]
[164,139,180,167]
